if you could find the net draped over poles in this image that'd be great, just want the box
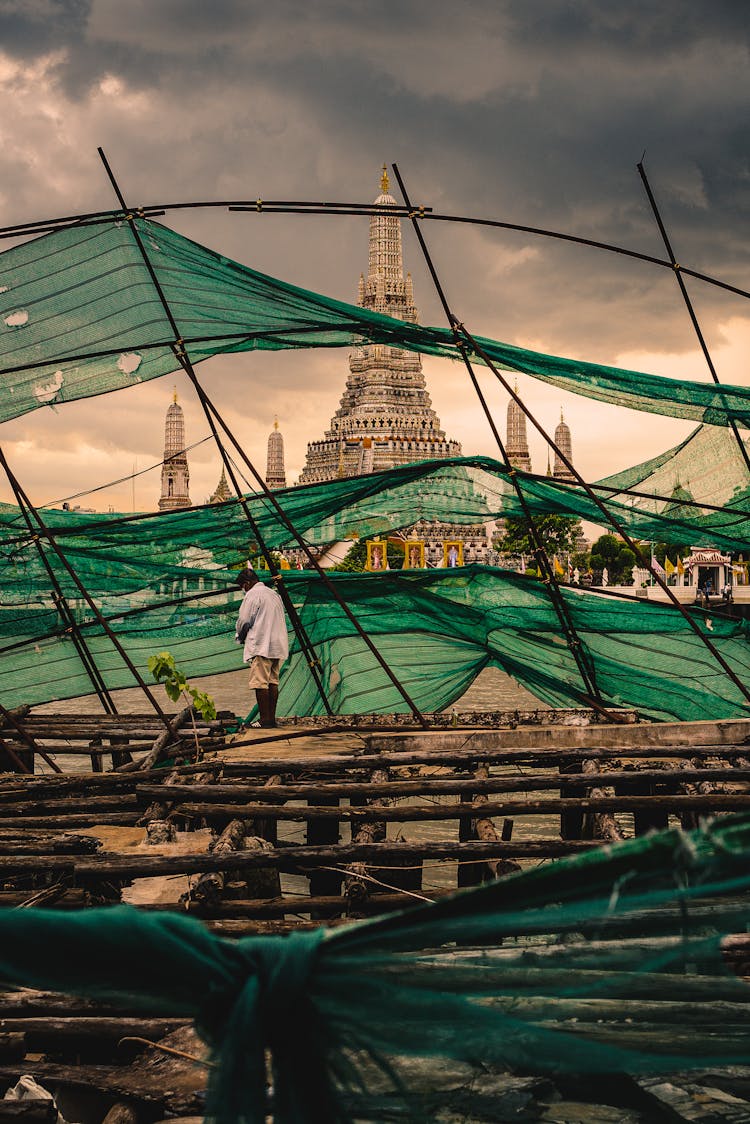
[3,216,750,428]
[2,455,750,720]
[0,814,748,1123]
[1,213,750,721]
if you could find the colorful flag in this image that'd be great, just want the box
[553,555,564,576]
[650,553,667,580]
[677,557,685,575]
[664,557,675,576]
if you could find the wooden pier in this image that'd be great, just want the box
[0,710,749,1121]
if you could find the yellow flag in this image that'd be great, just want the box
[676,557,685,575]
[664,557,675,575]
[553,555,564,576]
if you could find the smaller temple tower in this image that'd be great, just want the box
[553,410,576,483]
[209,466,231,504]
[506,385,532,472]
[158,390,191,511]
[266,418,287,489]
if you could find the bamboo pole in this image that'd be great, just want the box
[392,163,604,711]
[637,160,750,477]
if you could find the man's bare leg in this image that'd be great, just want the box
[268,683,279,728]
[255,688,272,727]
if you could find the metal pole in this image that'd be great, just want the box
[97,148,426,725]
[392,164,603,706]
[637,160,750,477]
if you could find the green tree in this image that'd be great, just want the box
[652,541,690,566]
[589,534,637,584]
[148,651,217,761]
[496,515,582,558]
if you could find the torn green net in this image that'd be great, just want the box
[2,564,749,722]
[2,217,750,428]
[0,814,748,1123]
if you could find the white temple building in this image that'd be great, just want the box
[266,418,287,489]
[298,167,461,485]
[158,391,191,511]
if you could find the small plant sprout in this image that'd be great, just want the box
[147,651,217,760]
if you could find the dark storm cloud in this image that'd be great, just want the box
[0,0,748,505]
[0,0,89,57]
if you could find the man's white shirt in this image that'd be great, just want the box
[236,584,289,662]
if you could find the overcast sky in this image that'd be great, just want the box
[0,0,748,511]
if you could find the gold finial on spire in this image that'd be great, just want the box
[560,408,564,423]
[380,164,389,193]
[273,416,279,431]
[173,386,178,404]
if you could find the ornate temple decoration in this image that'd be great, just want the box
[298,167,461,485]
[506,384,532,473]
[266,417,287,489]
[158,390,191,511]
[553,410,576,482]
[208,465,231,504]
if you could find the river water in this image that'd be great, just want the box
[33,665,546,719]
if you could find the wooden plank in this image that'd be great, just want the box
[135,767,750,803]
[171,794,750,822]
[0,838,597,879]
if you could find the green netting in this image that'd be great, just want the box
[2,454,750,720]
[3,216,750,429]
[0,814,749,1123]
[598,423,750,516]
[2,564,749,722]
[3,455,750,610]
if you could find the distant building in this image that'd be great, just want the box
[553,410,576,482]
[158,391,191,511]
[298,166,461,485]
[208,466,231,504]
[266,418,287,489]
[506,386,532,472]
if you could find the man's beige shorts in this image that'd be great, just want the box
[248,655,281,689]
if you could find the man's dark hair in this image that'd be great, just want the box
[235,568,258,588]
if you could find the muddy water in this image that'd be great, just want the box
[33,664,546,719]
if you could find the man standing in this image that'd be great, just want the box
[235,569,289,728]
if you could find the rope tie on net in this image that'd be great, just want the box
[198,929,330,1124]
[0,819,750,1121]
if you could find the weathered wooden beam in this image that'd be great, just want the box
[0,813,141,830]
[135,765,750,803]
[471,764,522,880]
[171,794,750,822]
[219,743,750,775]
[0,838,596,880]
[0,794,138,817]
[345,767,389,914]
[0,1017,188,1040]
[582,759,625,843]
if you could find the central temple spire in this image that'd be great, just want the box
[298,169,460,485]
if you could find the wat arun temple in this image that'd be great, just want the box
[299,168,461,484]
[298,168,491,564]
[158,168,576,567]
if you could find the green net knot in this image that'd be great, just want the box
[199,927,331,1124]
